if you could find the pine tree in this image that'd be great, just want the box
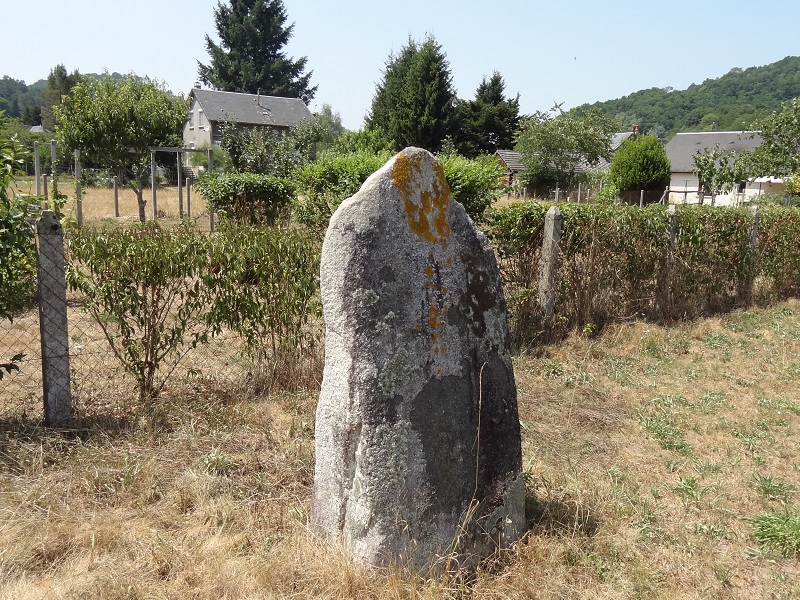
[41,64,80,132]
[454,72,520,157]
[198,0,316,101]
[366,36,456,152]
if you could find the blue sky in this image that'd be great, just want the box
[4,0,800,130]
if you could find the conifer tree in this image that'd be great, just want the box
[198,0,316,101]
[454,71,520,157]
[366,36,456,152]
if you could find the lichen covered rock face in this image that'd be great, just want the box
[312,147,524,570]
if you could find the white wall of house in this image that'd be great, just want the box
[668,172,785,206]
[182,97,212,149]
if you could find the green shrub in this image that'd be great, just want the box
[294,150,504,228]
[203,223,321,378]
[439,153,505,222]
[293,151,389,227]
[758,207,800,296]
[195,172,294,225]
[608,134,671,192]
[67,221,212,407]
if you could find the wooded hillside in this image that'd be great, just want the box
[577,56,800,139]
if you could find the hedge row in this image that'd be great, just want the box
[486,203,800,346]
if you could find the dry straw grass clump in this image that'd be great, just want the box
[3,296,800,597]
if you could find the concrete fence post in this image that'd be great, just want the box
[151,151,158,220]
[36,211,72,426]
[746,204,761,298]
[538,206,562,320]
[177,152,184,218]
[186,177,193,218]
[34,141,42,197]
[639,190,644,208]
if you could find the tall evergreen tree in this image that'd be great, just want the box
[198,0,316,101]
[366,36,457,152]
[40,64,80,132]
[454,71,520,157]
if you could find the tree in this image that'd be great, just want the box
[198,0,316,102]
[748,97,800,177]
[366,35,457,152]
[55,75,187,222]
[514,106,618,192]
[314,103,344,152]
[608,134,671,192]
[453,71,520,157]
[40,64,81,132]
[692,143,748,205]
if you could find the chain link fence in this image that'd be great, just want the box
[1,216,253,425]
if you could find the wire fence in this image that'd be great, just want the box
[0,220,251,425]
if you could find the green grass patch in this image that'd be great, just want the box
[749,508,800,557]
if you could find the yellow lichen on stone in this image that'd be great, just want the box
[392,151,451,247]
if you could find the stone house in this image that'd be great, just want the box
[183,86,313,150]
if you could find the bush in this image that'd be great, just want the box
[203,223,322,388]
[757,207,800,296]
[293,151,389,227]
[67,221,212,407]
[294,150,504,227]
[195,172,294,225]
[608,134,671,192]
[439,152,505,222]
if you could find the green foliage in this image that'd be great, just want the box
[367,35,457,152]
[189,142,232,172]
[313,104,345,153]
[67,222,212,406]
[785,173,800,195]
[195,172,294,224]
[514,106,618,192]
[453,71,521,158]
[0,136,37,322]
[748,508,800,557]
[198,0,316,101]
[692,143,749,202]
[293,151,389,227]
[220,117,323,176]
[203,222,320,370]
[439,152,504,222]
[55,75,187,222]
[749,98,800,177]
[581,56,800,136]
[40,64,80,132]
[293,150,502,227]
[757,207,800,296]
[609,134,671,191]
[332,127,393,155]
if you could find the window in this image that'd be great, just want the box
[188,109,194,128]
[198,109,204,129]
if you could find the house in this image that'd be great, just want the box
[183,86,314,149]
[664,131,778,205]
[495,130,635,195]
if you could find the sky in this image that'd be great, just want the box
[3,0,800,131]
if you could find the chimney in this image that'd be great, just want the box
[256,89,261,107]
[194,81,201,89]
[711,122,717,132]
[631,124,639,135]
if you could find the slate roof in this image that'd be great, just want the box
[665,131,763,172]
[495,149,526,172]
[189,88,313,128]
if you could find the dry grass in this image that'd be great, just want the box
[3,296,800,597]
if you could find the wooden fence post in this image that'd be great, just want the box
[36,211,72,426]
[539,206,562,320]
[74,150,83,227]
[659,205,679,315]
[151,151,158,220]
[113,175,120,218]
[177,152,183,218]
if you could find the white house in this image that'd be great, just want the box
[664,131,783,205]
[183,86,313,149]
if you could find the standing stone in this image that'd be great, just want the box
[312,147,525,570]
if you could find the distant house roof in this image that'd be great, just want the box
[495,149,525,173]
[497,131,637,176]
[188,88,313,128]
[28,125,46,133]
[665,131,763,172]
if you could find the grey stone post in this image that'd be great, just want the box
[42,175,49,204]
[207,148,213,173]
[151,151,158,220]
[36,211,72,426]
[746,205,760,299]
[74,150,83,227]
[177,152,183,218]
[554,186,560,203]
[639,190,644,208]
[538,205,562,320]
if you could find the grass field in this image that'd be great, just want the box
[2,298,799,598]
